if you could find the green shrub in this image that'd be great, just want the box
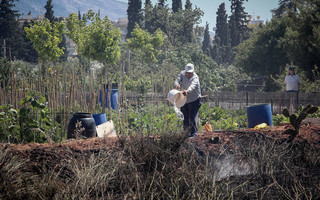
[0,91,54,143]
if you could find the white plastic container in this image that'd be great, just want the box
[167,89,187,108]
[96,120,117,138]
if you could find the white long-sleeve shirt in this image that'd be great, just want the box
[285,74,300,91]
[174,71,201,103]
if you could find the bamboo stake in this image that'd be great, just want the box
[163,69,167,133]
[150,71,154,135]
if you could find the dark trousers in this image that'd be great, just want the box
[181,98,201,137]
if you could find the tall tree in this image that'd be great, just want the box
[144,0,153,31]
[0,0,19,58]
[44,0,55,23]
[212,2,232,64]
[183,0,197,42]
[202,22,210,56]
[229,0,249,47]
[185,0,192,10]
[12,20,38,62]
[25,19,65,62]
[215,3,229,46]
[57,17,68,62]
[272,0,296,18]
[172,0,182,13]
[127,0,143,38]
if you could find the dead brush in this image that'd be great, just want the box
[0,146,30,200]
[226,134,320,199]
[73,120,86,139]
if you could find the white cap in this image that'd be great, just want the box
[185,63,194,73]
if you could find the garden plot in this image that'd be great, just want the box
[1,124,320,199]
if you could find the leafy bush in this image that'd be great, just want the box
[200,103,247,130]
[0,91,53,143]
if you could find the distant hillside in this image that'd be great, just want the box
[14,0,128,20]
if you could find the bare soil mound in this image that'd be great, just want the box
[189,124,320,156]
[0,125,319,199]
[0,124,318,175]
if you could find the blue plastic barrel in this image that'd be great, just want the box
[99,89,118,111]
[247,104,273,128]
[92,113,107,126]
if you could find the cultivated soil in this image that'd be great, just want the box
[1,124,320,174]
[190,123,320,156]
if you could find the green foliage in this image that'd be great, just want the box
[67,10,121,65]
[0,0,19,40]
[235,18,289,76]
[172,0,182,13]
[202,22,210,56]
[127,0,143,38]
[116,103,181,135]
[144,3,203,45]
[127,26,165,64]
[281,2,320,78]
[0,58,10,87]
[235,0,320,85]
[200,104,247,130]
[44,0,55,23]
[272,0,296,18]
[273,114,288,126]
[125,76,152,93]
[229,0,249,48]
[282,104,318,140]
[24,19,65,62]
[185,0,192,10]
[212,3,231,65]
[12,21,39,63]
[270,65,320,92]
[299,104,320,118]
[0,91,53,143]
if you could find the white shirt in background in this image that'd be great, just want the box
[285,74,300,91]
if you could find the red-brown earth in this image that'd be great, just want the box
[1,124,319,174]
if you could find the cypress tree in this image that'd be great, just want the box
[272,0,296,18]
[15,21,38,62]
[127,0,143,38]
[0,0,19,58]
[229,0,249,47]
[202,22,211,56]
[172,0,182,13]
[215,3,229,46]
[183,0,193,42]
[144,0,153,31]
[0,0,19,40]
[185,0,192,10]
[44,0,55,23]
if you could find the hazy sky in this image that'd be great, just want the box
[118,0,279,28]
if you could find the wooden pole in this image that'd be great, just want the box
[3,39,6,59]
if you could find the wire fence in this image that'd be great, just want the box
[125,91,320,114]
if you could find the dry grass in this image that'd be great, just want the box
[0,134,319,199]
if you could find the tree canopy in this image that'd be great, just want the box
[66,10,121,65]
[127,0,143,38]
[25,19,65,62]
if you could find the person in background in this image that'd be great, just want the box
[174,63,201,137]
[285,66,300,92]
